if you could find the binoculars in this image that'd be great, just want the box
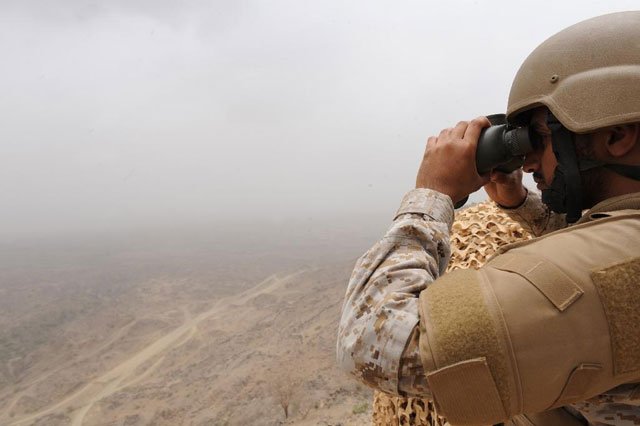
[454,114,537,208]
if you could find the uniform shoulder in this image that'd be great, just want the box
[495,211,640,257]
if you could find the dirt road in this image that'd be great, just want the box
[7,270,305,426]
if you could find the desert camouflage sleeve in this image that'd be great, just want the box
[336,188,453,397]
[571,383,640,426]
[497,188,568,236]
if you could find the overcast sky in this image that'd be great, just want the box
[1,0,638,238]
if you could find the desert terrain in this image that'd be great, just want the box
[0,221,380,425]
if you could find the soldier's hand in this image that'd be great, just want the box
[484,169,528,208]
[416,117,491,204]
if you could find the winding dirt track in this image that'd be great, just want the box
[7,271,304,426]
[4,319,137,416]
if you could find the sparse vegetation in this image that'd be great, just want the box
[268,364,300,419]
[353,401,369,415]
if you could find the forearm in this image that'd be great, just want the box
[336,188,453,396]
[497,188,567,236]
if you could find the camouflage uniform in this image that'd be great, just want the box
[497,189,567,237]
[337,188,640,425]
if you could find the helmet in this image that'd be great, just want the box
[507,11,640,133]
[505,11,640,223]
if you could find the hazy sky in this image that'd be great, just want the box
[2,0,638,237]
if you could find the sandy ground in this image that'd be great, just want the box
[1,261,372,426]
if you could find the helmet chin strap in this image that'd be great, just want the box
[541,116,584,223]
[604,163,640,180]
[541,115,640,223]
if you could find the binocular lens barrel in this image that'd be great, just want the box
[454,114,535,209]
[476,124,534,174]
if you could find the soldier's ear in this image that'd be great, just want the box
[604,124,640,158]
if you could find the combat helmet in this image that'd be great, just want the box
[505,11,640,222]
[507,11,640,132]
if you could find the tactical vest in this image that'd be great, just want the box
[417,193,640,425]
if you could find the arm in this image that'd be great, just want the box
[497,187,568,236]
[484,170,568,236]
[336,188,453,397]
[337,118,490,396]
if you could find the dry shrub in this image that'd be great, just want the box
[266,358,302,419]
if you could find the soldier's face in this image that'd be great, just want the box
[523,108,557,191]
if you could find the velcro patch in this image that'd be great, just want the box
[419,269,511,414]
[591,257,640,375]
[489,253,583,311]
[426,357,506,425]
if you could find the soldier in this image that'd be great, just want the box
[337,11,640,426]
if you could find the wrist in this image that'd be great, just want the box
[416,183,462,205]
[395,188,454,227]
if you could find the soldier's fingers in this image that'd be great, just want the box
[463,116,491,145]
[451,121,468,139]
[439,127,453,139]
[426,136,437,150]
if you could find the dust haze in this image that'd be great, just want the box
[3,0,635,238]
[1,1,637,425]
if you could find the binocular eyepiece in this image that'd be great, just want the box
[454,113,536,208]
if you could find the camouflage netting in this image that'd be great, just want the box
[372,201,532,426]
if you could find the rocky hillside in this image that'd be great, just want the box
[0,231,375,425]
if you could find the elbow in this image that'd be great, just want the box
[336,323,399,395]
[335,324,358,380]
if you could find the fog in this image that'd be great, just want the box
[2,0,637,238]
